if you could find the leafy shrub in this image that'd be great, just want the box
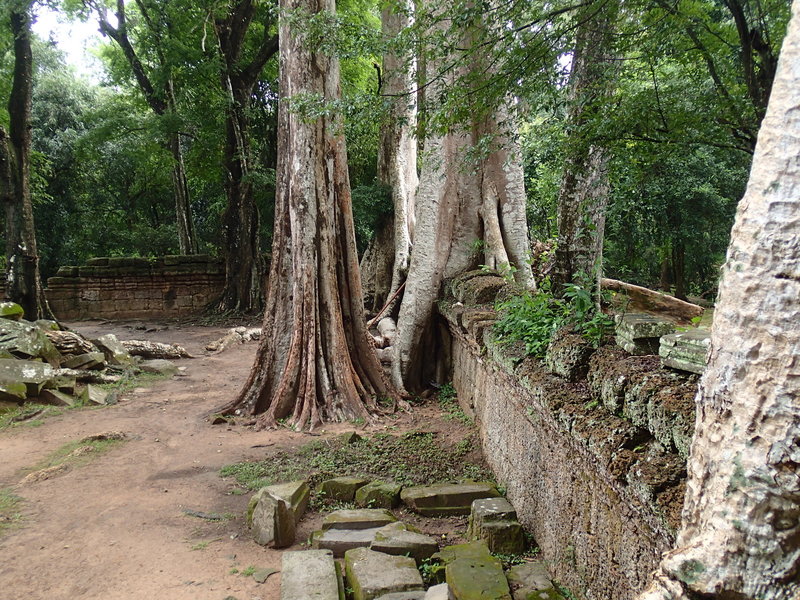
[493,276,613,357]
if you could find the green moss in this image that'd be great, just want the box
[676,559,706,585]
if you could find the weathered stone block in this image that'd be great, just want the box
[446,553,511,600]
[320,476,369,502]
[370,522,439,563]
[401,483,499,516]
[0,359,55,396]
[63,352,105,370]
[80,384,109,406]
[545,331,595,381]
[322,508,397,531]
[313,526,382,557]
[424,584,454,600]
[247,480,309,527]
[659,329,709,374]
[38,389,79,407]
[507,562,564,600]
[93,334,134,366]
[281,550,342,600]
[615,313,675,355]
[0,319,61,365]
[356,481,402,508]
[0,302,24,320]
[344,547,424,600]
[467,497,524,553]
[251,492,295,548]
[375,592,426,600]
[138,359,178,376]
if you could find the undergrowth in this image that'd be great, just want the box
[493,275,613,357]
[437,383,473,426]
[0,488,23,538]
[220,431,493,494]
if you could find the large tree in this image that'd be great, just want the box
[212,0,278,313]
[1,1,51,319]
[639,3,800,598]
[551,1,617,297]
[391,8,535,393]
[359,0,418,316]
[217,0,396,429]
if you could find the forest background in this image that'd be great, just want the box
[0,0,792,305]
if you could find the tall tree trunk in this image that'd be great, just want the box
[2,6,51,320]
[216,0,396,429]
[552,4,616,297]
[360,0,418,315]
[167,129,198,255]
[213,1,278,314]
[216,87,263,312]
[392,17,535,393]
[639,5,800,598]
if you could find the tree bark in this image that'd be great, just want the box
[217,0,396,430]
[639,4,800,598]
[361,0,419,316]
[2,5,51,321]
[552,4,616,297]
[392,16,535,393]
[214,1,278,313]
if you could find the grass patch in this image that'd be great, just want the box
[437,383,474,426]
[26,434,126,474]
[221,431,493,494]
[96,371,173,396]
[0,488,24,538]
[0,403,64,431]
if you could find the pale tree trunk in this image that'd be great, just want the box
[552,4,616,296]
[216,0,396,430]
[167,129,198,255]
[392,20,535,392]
[639,4,800,598]
[360,0,418,315]
[2,6,51,321]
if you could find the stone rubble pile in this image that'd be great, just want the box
[247,478,566,600]
[0,301,185,407]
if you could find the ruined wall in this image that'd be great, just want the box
[440,271,697,600]
[46,256,224,320]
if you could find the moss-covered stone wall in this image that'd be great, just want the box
[46,256,224,320]
[439,271,697,600]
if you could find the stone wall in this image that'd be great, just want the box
[46,256,225,320]
[439,271,697,600]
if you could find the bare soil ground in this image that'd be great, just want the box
[0,320,478,600]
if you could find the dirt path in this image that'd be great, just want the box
[0,321,393,600]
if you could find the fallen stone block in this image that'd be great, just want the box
[93,333,135,366]
[659,329,709,375]
[320,476,369,502]
[38,389,79,407]
[313,526,382,558]
[370,522,439,563]
[251,492,295,548]
[0,380,27,401]
[507,562,565,600]
[0,301,24,320]
[0,358,55,396]
[425,584,454,600]
[467,498,525,554]
[356,481,402,509]
[344,547,424,600]
[0,319,61,365]
[376,592,426,600]
[446,552,511,600]
[138,359,178,376]
[322,508,397,531]
[615,313,675,355]
[432,541,493,565]
[401,483,499,516]
[80,384,110,406]
[281,550,342,600]
[247,480,309,527]
[63,352,106,370]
